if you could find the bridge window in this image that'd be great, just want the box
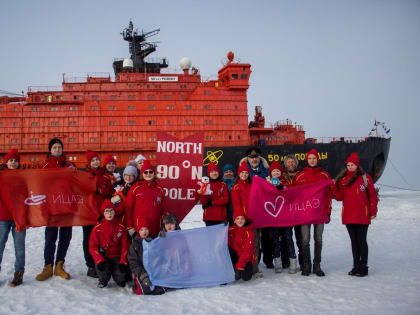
[128,120,136,126]
[241,74,247,79]
[128,105,136,110]
[232,74,238,79]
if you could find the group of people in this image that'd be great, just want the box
[0,138,378,294]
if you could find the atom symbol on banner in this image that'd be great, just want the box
[203,150,223,166]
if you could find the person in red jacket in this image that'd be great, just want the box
[0,149,26,287]
[199,162,229,226]
[295,149,332,277]
[89,200,128,288]
[231,162,251,220]
[36,138,75,281]
[125,160,166,238]
[228,204,256,281]
[102,154,122,187]
[267,161,297,274]
[83,150,114,278]
[334,152,378,277]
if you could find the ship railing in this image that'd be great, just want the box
[309,137,369,144]
[114,57,168,65]
[87,72,110,78]
[27,86,62,92]
[63,77,88,83]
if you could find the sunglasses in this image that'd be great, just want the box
[143,170,154,175]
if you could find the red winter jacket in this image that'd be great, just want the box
[295,166,332,217]
[231,180,251,219]
[282,172,298,187]
[199,179,229,222]
[334,171,378,225]
[39,155,75,169]
[228,223,256,270]
[125,180,166,238]
[0,169,13,221]
[89,219,129,265]
[86,167,114,200]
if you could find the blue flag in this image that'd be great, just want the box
[142,224,235,288]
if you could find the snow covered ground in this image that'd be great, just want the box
[0,189,419,315]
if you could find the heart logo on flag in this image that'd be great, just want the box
[264,195,285,218]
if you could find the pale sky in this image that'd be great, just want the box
[1,0,419,189]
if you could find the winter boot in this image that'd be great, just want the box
[301,261,311,276]
[355,264,368,277]
[35,264,53,281]
[54,261,70,279]
[87,266,98,278]
[97,280,107,288]
[274,257,283,273]
[235,270,241,280]
[288,258,297,274]
[313,261,325,277]
[10,271,24,287]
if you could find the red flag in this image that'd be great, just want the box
[249,176,333,228]
[156,132,204,223]
[0,169,100,231]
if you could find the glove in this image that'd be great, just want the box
[140,273,151,287]
[128,228,136,237]
[158,230,166,238]
[326,215,331,224]
[97,261,107,271]
[118,263,128,273]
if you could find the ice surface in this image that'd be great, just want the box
[0,190,419,314]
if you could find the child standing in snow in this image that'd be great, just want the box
[128,218,167,295]
[89,200,129,288]
[228,206,256,281]
[199,162,229,226]
[0,149,26,287]
[267,161,297,274]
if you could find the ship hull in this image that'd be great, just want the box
[204,137,391,182]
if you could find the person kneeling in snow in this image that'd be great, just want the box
[128,218,167,295]
[228,207,256,281]
[89,200,129,288]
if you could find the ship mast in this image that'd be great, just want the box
[113,21,168,75]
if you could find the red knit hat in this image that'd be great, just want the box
[4,149,20,163]
[269,161,283,175]
[86,150,99,164]
[306,149,319,161]
[233,206,246,220]
[103,154,116,166]
[237,161,250,175]
[100,199,115,215]
[136,217,151,232]
[207,162,220,174]
[346,152,360,167]
[140,159,154,174]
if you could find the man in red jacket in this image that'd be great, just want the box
[36,138,75,281]
[89,200,129,288]
[295,149,332,277]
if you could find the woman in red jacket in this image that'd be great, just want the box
[334,152,378,277]
[295,149,332,277]
[125,160,166,238]
[83,150,114,278]
[199,162,229,226]
[231,162,252,220]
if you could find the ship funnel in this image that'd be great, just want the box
[122,58,134,70]
[180,57,192,74]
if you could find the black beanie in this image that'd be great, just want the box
[163,213,178,225]
[48,138,63,152]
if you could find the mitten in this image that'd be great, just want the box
[97,261,107,271]
[325,215,331,224]
[158,230,166,238]
[128,228,136,237]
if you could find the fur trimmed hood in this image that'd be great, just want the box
[239,156,269,169]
